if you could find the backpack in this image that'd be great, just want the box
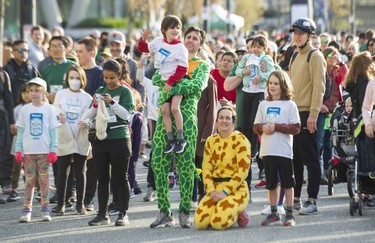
[291,49,332,101]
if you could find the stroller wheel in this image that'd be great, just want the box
[328,168,334,196]
[358,198,364,216]
[346,170,355,198]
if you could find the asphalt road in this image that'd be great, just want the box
[1,151,375,243]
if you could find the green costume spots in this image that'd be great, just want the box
[152,57,209,215]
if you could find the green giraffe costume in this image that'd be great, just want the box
[152,57,210,215]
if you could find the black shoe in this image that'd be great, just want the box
[143,160,150,168]
[49,194,58,204]
[52,205,65,216]
[164,140,175,154]
[108,203,120,216]
[173,139,187,154]
[89,214,110,226]
[7,190,20,202]
[115,212,129,226]
[134,184,142,195]
[364,197,375,207]
[76,204,87,215]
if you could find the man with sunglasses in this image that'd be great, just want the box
[2,39,38,200]
[4,40,39,106]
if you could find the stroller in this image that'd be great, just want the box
[349,115,375,216]
[327,102,356,198]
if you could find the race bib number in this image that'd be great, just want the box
[30,113,43,137]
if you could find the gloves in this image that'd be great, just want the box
[15,152,23,163]
[47,152,57,164]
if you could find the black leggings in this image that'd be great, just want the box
[56,153,87,207]
[93,138,131,215]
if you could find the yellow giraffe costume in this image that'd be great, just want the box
[194,131,251,230]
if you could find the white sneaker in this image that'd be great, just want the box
[191,201,198,210]
[260,205,286,215]
[19,209,31,223]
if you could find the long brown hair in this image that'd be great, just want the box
[266,70,294,101]
[344,51,373,87]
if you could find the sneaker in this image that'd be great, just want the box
[134,183,142,194]
[150,211,175,228]
[283,214,296,226]
[143,187,157,202]
[85,202,95,211]
[179,211,192,228]
[237,210,250,227]
[41,207,52,221]
[88,214,110,226]
[261,214,281,226]
[363,196,375,207]
[115,213,130,226]
[108,203,120,216]
[260,205,286,215]
[2,185,12,194]
[255,179,266,189]
[49,193,58,204]
[19,208,31,223]
[173,139,187,154]
[140,152,147,160]
[299,200,318,215]
[65,201,74,211]
[293,200,302,211]
[35,192,41,202]
[146,141,152,148]
[7,190,20,202]
[76,204,87,215]
[143,160,150,168]
[130,189,136,199]
[52,205,65,216]
[0,197,5,204]
[164,140,175,154]
[191,201,198,211]
[169,172,176,189]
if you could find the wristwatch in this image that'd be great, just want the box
[110,100,115,105]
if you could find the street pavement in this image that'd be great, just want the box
[1,150,375,243]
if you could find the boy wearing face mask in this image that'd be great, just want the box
[52,65,92,215]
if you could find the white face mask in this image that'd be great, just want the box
[69,79,81,91]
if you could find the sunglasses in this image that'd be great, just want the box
[321,39,329,44]
[327,53,337,59]
[16,48,29,53]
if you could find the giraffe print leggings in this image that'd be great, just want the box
[194,181,249,230]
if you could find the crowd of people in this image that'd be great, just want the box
[1,15,375,230]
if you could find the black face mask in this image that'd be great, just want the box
[101,39,108,47]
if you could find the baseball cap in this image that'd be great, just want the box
[101,47,112,57]
[109,31,125,44]
[235,45,247,54]
[28,77,47,90]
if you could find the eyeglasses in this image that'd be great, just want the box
[49,44,65,50]
[15,48,29,53]
[321,39,329,44]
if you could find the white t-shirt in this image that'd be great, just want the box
[54,89,92,137]
[16,103,59,154]
[148,37,188,81]
[254,100,300,159]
